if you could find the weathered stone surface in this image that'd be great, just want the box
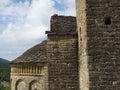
[76,0,120,90]
[11,69,48,90]
[50,14,76,33]
[47,35,79,90]
[47,15,79,90]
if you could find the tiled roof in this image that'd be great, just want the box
[11,40,47,64]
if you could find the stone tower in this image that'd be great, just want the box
[76,0,120,90]
[46,15,79,90]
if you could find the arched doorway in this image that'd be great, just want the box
[29,80,42,90]
[16,79,26,90]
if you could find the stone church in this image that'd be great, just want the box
[11,0,120,90]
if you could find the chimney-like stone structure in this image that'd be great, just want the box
[76,0,120,90]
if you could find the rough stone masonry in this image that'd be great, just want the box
[10,0,120,90]
[76,0,120,90]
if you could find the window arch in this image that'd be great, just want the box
[29,80,42,90]
[16,79,26,90]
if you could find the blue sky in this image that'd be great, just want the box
[0,0,76,60]
[13,0,32,3]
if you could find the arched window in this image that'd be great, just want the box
[29,80,42,90]
[16,79,26,90]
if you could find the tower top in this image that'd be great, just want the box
[46,15,77,35]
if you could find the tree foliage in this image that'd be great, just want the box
[0,59,10,81]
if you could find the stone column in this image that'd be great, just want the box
[37,66,39,74]
[28,66,30,73]
[39,66,41,74]
[18,66,20,73]
[35,66,37,74]
[31,66,33,73]
[33,66,35,73]
[27,66,28,73]
[22,66,23,73]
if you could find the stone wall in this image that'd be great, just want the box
[76,0,120,90]
[50,15,76,33]
[47,35,79,90]
[11,64,48,90]
[46,15,79,90]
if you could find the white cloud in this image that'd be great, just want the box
[0,1,29,17]
[0,0,76,60]
[0,0,10,5]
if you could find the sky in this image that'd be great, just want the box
[0,0,76,61]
